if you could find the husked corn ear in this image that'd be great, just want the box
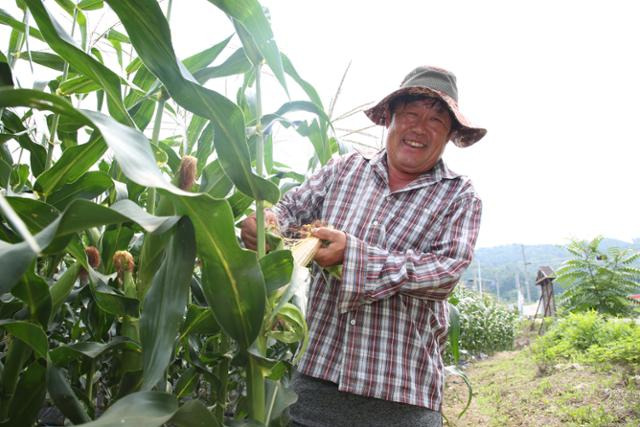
[290,236,321,266]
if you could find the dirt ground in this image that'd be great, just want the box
[442,349,640,426]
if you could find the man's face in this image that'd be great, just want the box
[385,98,453,178]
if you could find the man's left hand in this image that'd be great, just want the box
[312,227,346,267]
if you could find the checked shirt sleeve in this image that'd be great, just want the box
[271,156,343,233]
[338,195,482,313]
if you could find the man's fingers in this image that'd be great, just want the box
[311,227,340,241]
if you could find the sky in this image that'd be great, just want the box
[3,0,640,248]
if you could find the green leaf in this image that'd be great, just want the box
[265,379,297,424]
[101,225,134,272]
[0,8,44,41]
[7,360,46,427]
[0,88,191,197]
[46,365,91,424]
[0,320,48,358]
[1,109,47,177]
[282,54,324,109]
[260,250,293,295]
[194,48,252,83]
[169,194,266,349]
[24,0,132,124]
[207,0,288,94]
[447,302,461,364]
[49,336,138,366]
[182,35,232,73]
[47,171,113,210]
[169,399,221,427]
[13,268,51,328]
[15,50,65,71]
[140,217,196,391]
[0,198,179,294]
[105,0,279,204]
[58,74,101,95]
[179,304,220,339]
[200,159,232,197]
[35,136,107,196]
[76,391,178,426]
[77,0,103,11]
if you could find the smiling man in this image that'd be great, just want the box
[242,66,486,426]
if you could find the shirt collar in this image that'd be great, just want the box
[367,148,461,191]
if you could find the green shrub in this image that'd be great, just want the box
[532,311,640,368]
[446,286,518,363]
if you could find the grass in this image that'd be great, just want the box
[443,347,640,426]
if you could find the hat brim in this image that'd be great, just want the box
[364,86,487,148]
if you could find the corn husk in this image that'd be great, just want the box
[289,236,321,267]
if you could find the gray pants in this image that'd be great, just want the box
[288,372,443,427]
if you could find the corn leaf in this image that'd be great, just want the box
[75,391,178,426]
[207,0,288,94]
[105,0,279,204]
[140,217,196,391]
[169,194,266,349]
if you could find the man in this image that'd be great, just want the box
[242,66,486,426]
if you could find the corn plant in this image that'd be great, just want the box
[0,0,337,425]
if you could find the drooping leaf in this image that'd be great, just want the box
[0,8,44,41]
[49,336,138,366]
[24,0,132,124]
[0,198,179,294]
[169,194,266,349]
[182,35,233,73]
[140,217,196,391]
[76,391,178,427]
[1,109,47,177]
[194,48,252,84]
[105,0,279,204]
[47,170,113,210]
[169,399,221,427]
[0,320,48,358]
[207,0,288,93]
[0,88,191,197]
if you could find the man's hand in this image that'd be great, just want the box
[312,227,346,267]
[240,211,279,250]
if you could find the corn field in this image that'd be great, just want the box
[0,0,339,425]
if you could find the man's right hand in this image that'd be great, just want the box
[240,211,279,251]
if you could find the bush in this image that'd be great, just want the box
[446,286,518,363]
[532,311,640,368]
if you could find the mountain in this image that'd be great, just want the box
[461,238,640,303]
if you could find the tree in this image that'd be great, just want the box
[556,236,640,317]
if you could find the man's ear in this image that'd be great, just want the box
[383,109,392,128]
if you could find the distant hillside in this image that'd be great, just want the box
[461,238,640,303]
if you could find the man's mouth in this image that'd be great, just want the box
[403,139,426,148]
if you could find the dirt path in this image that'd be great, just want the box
[442,349,640,426]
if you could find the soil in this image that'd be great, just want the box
[442,349,640,426]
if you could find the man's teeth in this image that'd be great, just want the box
[404,139,425,148]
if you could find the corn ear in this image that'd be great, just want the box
[290,236,321,267]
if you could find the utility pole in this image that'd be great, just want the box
[515,272,524,316]
[521,244,531,302]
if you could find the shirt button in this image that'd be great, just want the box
[350,319,356,326]
[372,221,379,226]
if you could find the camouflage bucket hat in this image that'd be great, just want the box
[364,66,487,147]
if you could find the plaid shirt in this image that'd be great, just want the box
[273,150,482,410]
